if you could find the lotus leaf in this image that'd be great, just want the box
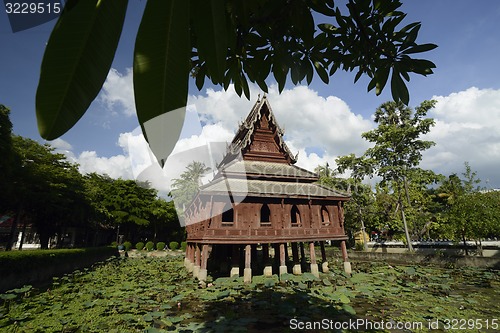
[301,272,320,282]
[342,304,356,315]
[0,294,16,301]
[405,266,417,275]
[322,278,332,286]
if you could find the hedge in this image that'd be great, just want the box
[0,247,118,292]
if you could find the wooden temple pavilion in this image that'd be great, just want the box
[183,96,351,283]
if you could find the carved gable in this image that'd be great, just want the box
[219,96,297,166]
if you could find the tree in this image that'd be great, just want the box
[314,162,334,178]
[0,105,16,211]
[36,0,437,165]
[84,173,181,244]
[10,136,88,249]
[101,178,158,240]
[461,161,482,194]
[170,161,211,211]
[150,198,182,243]
[344,100,436,251]
[449,191,500,256]
[435,162,497,255]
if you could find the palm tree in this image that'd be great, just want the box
[314,162,333,178]
[185,161,212,186]
[170,161,211,210]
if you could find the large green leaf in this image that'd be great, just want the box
[192,0,227,84]
[133,0,190,166]
[36,0,128,140]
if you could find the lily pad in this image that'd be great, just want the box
[217,290,231,299]
[302,272,320,282]
[342,304,356,315]
[339,294,351,304]
[405,267,416,275]
[0,294,17,301]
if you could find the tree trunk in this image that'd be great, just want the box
[6,203,22,251]
[400,206,413,252]
[359,206,368,251]
[476,239,483,257]
[403,176,412,207]
[462,232,469,256]
[39,230,50,249]
[398,192,413,252]
[18,220,27,250]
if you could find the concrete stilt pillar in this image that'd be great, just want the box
[193,243,201,278]
[198,244,211,282]
[190,243,196,270]
[262,244,272,276]
[320,241,329,273]
[184,244,190,268]
[309,241,319,278]
[230,245,240,277]
[340,240,352,275]
[244,244,252,284]
[185,243,193,271]
[279,243,287,276]
[291,242,301,275]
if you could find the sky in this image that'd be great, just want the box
[1,0,500,198]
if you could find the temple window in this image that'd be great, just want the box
[291,205,301,227]
[321,206,330,226]
[260,204,271,227]
[221,203,234,227]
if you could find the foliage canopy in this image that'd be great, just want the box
[36,0,437,164]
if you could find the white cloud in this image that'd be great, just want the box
[68,67,500,191]
[48,138,73,151]
[100,68,136,117]
[267,85,373,157]
[422,87,500,188]
[96,67,372,173]
[77,151,134,179]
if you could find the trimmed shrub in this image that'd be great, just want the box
[180,241,187,251]
[123,241,132,251]
[135,242,145,251]
[145,241,155,251]
[156,242,166,251]
[169,241,179,250]
[0,247,118,292]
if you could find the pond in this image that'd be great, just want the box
[1,255,498,332]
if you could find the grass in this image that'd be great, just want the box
[0,254,498,332]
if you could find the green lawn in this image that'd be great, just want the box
[1,255,498,332]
